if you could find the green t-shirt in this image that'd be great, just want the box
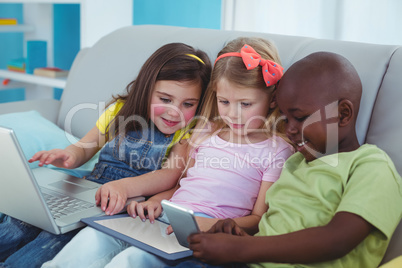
[251,144,402,268]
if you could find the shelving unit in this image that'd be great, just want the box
[0,24,34,32]
[0,70,66,89]
[0,81,26,91]
[0,1,57,100]
[3,0,133,49]
[0,0,132,100]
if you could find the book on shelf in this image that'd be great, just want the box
[7,58,26,73]
[7,66,25,73]
[0,18,18,25]
[33,67,69,78]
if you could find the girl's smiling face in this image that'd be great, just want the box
[150,80,201,135]
[216,78,273,143]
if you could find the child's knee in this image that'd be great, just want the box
[107,247,163,267]
[74,227,104,241]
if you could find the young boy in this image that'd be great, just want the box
[184,52,402,268]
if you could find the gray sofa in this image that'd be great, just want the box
[0,25,400,265]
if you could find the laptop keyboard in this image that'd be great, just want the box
[41,191,95,219]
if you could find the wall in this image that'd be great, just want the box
[133,0,221,29]
[222,0,402,46]
[0,0,221,103]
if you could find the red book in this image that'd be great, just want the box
[7,66,25,73]
[33,67,69,78]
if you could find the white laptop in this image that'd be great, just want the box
[0,126,144,234]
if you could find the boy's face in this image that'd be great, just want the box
[277,80,339,162]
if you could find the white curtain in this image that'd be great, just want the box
[221,0,402,46]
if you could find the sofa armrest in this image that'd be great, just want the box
[0,99,61,124]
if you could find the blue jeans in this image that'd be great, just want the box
[42,212,213,268]
[0,214,80,268]
[0,126,175,267]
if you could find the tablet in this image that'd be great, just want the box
[81,214,192,260]
[161,200,200,248]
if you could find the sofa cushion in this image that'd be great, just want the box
[0,110,98,177]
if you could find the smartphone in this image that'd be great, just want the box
[161,200,200,248]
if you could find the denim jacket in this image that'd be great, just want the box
[85,126,174,184]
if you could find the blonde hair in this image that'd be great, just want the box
[192,37,287,145]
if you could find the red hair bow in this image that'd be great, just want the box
[215,44,284,87]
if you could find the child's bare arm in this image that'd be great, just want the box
[95,140,191,215]
[29,126,104,169]
[189,211,373,265]
[232,181,272,234]
[194,181,272,234]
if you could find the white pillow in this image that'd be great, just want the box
[0,110,98,177]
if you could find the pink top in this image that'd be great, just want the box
[169,134,294,219]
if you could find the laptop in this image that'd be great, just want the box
[0,126,144,235]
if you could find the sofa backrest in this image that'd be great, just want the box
[58,23,402,175]
[57,25,402,263]
[58,25,401,167]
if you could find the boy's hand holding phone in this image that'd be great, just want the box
[186,219,250,263]
[207,218,249,236]
[188,232,245,265]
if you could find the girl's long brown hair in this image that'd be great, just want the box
[105,43,212,140]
